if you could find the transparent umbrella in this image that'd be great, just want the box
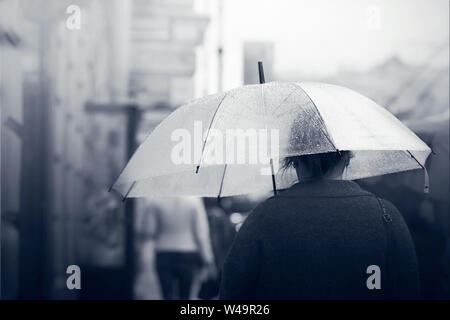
[112,72,431,199]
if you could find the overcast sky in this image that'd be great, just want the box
[218,0,449,88]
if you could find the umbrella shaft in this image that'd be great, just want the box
[270,158,277,195]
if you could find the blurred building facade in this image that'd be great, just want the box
[1,0,448,300]
[1,0,210,299]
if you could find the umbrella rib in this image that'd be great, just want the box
[293,83,338,151]
[122,181,136,202]
[406,150,425,169]
[217,164,228,199]
[196,92,229,174]
[272,83,301,113]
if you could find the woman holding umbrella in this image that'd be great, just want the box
[111,64,430,300]
[219,150,420,299]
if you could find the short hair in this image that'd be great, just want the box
[282,151,352,178]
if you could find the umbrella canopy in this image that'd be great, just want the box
[112,82,431,198]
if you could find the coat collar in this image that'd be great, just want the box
[278,179,371,198]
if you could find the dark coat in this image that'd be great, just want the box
[219,180,420,299]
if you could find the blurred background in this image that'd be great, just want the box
[1,0,448,299]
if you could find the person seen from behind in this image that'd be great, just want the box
[220,151,420,299]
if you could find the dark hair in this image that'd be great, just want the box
[282,151,352,178]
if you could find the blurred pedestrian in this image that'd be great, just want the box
[220,151,420,299]
[79,190,126,300]
[207,206,236,272]
[196,205,236,299]
[147,197,215,300]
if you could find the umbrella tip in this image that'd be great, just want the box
[196,165,200,174]
[258,61,265,84]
